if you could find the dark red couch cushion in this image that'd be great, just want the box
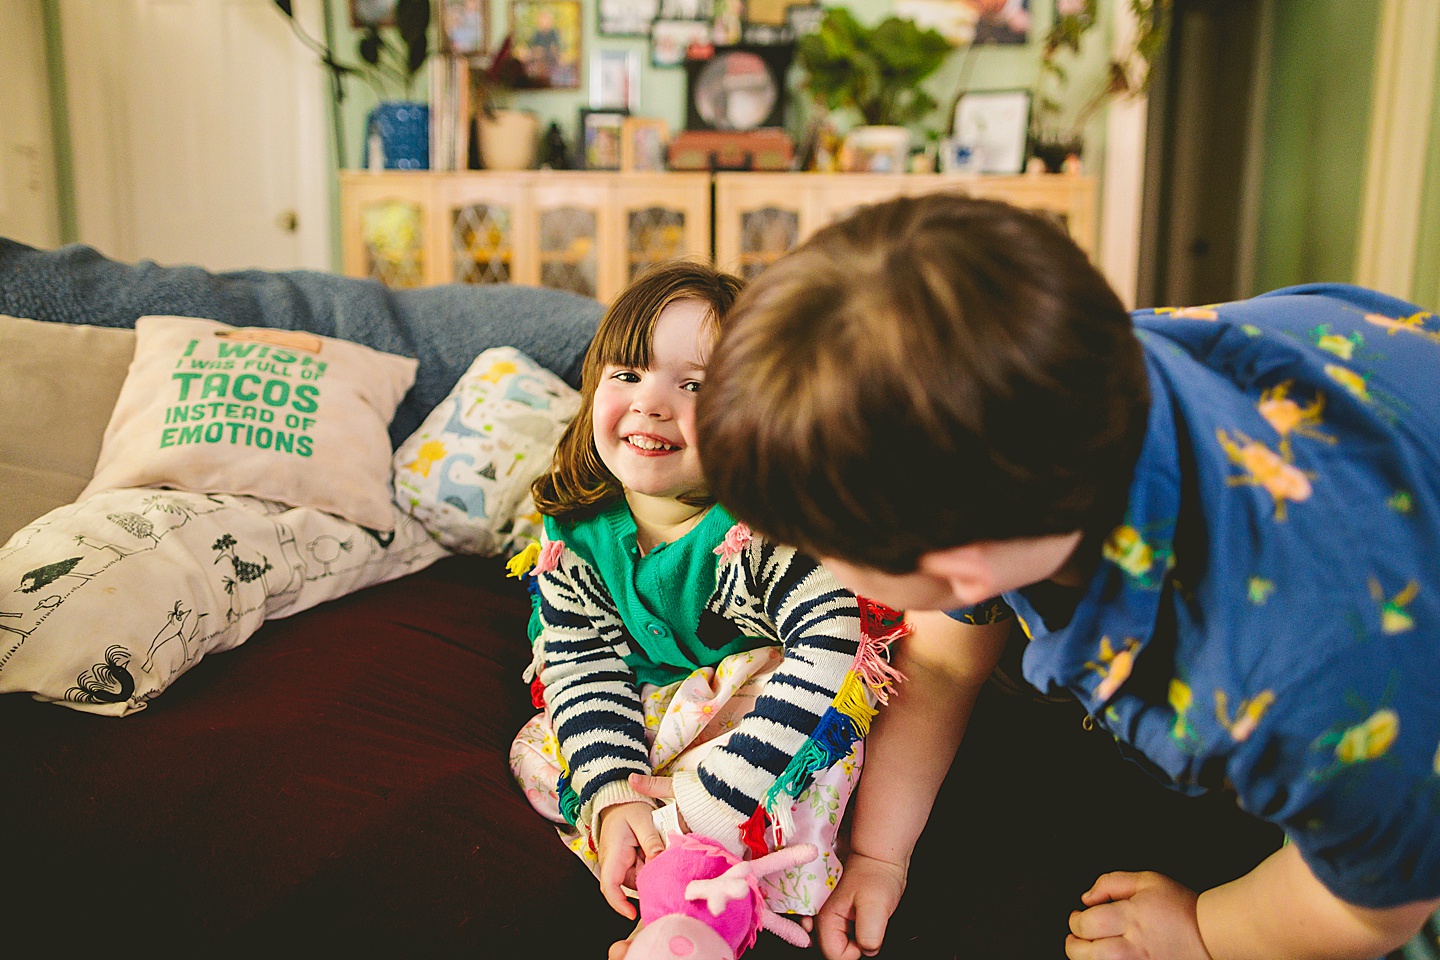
[2,556,1279,956]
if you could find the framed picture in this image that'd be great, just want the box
[785,4,824,38]
[742,0,788,27]
[951,89,1031,174]
[439,0,489,55]
[512,0,582,89]
[580,108,629,170]
[598,0,659,37]
[657,0,713,20]
[590,49,641,110]
[685,44,791,132]
[651,19,713,68]
[621,117,671,171]
[711,0,743,44]
[350,0,397,26]
[967,0,1030,45]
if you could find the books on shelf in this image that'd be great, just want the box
[430,55,473,172]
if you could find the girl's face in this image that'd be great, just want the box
[592,298,714,502]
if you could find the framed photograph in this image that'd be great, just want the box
[598,0,659,37]
[742,0,788,27]
[621,117,671,171]
[350,0,397,27]
[685,44,791,132]
[512,0,582,89]
[657,0,713,20]
[580,108,629,170]
[439,0,489,55]
[951,89,1031,174]
[711,0,743,44]
[590,49,641,110]
[785,4,824,38]
[651,19,713,68]
[966,0,1030,45]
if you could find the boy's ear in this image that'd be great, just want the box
[918,545,997,607]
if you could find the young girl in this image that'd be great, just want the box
[507,261,904,928]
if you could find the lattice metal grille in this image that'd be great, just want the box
[539,206,599,298]
[739,206,799,281]
[452,203,513,284]
[361,199,424,288]
[627,206,686,281]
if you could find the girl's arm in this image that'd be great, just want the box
[671,541,867,851]
[816,611,1010,960]
[534,552,654,832]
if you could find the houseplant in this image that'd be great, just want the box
[472,33,542,170]
[273,0,433,169]
[795,8,956,172]
[1030,0,1171,171]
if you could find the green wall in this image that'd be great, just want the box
[1253,0,1380,294]
[328,0,1118,177]
[1411,44,1440,311]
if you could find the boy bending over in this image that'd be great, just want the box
[696,193,1440,960]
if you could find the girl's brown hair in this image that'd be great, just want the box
[696,194,1150,573]
[531,260,744,520]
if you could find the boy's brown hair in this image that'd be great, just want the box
[696,194,1149,573]
[532,259,743,520]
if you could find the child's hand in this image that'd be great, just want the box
[1066,871,1213,960]
[815,852,908,959]
[597,801,665,920]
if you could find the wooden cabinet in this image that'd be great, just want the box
[713,172,1098,280]
[341,171,709,302]
[340,170,1095,301]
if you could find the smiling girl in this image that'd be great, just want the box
[508,261,900,941]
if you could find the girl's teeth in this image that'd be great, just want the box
[628,436,675,451]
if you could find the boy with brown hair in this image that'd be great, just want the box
[696,193,1440,960]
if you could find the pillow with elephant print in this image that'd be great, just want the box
[393,347,579,556]
[0,488,449,716]
[81,316,418,531]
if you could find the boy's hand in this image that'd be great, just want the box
[596,801,665,919]
[815,853,908,959]
[1066,871,1213,960]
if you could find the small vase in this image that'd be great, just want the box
[477,109,540,171]
[367,101,430,170]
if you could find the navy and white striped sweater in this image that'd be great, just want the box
[532,532,862,854]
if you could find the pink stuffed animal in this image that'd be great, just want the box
[627,833,818,960]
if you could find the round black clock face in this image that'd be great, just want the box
[691,50,778,131]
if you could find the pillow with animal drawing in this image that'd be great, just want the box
[0,487,449,716]
[393,346,579,556]
[81,316,418,531]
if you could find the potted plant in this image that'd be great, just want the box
[795,8,956,173]
[1030,0,1170,172]
[273,0,433,169]
[472,33,542,170]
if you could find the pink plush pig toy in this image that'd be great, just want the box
[627,834,818,960]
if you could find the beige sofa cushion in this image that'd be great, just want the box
[0,315,136,543]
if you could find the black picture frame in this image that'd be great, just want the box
[683,43,792,132]
[951,88,1033,175]
[579,107,630,170]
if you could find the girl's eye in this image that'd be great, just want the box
[611,370,640,383]
[682,380,702,393]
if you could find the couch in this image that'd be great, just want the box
[0,238,1289,957]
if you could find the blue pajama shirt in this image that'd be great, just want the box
[950,284,1440,909]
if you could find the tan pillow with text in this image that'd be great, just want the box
[81,316,417,530]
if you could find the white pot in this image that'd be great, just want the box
[840,125,912,174]
[477,109,540,171]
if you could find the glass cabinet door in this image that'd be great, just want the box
[358,197,426,288]
[625,205,689,281]
[737,206,799,281]
[450,201,515,284]
[537,205,600,298]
